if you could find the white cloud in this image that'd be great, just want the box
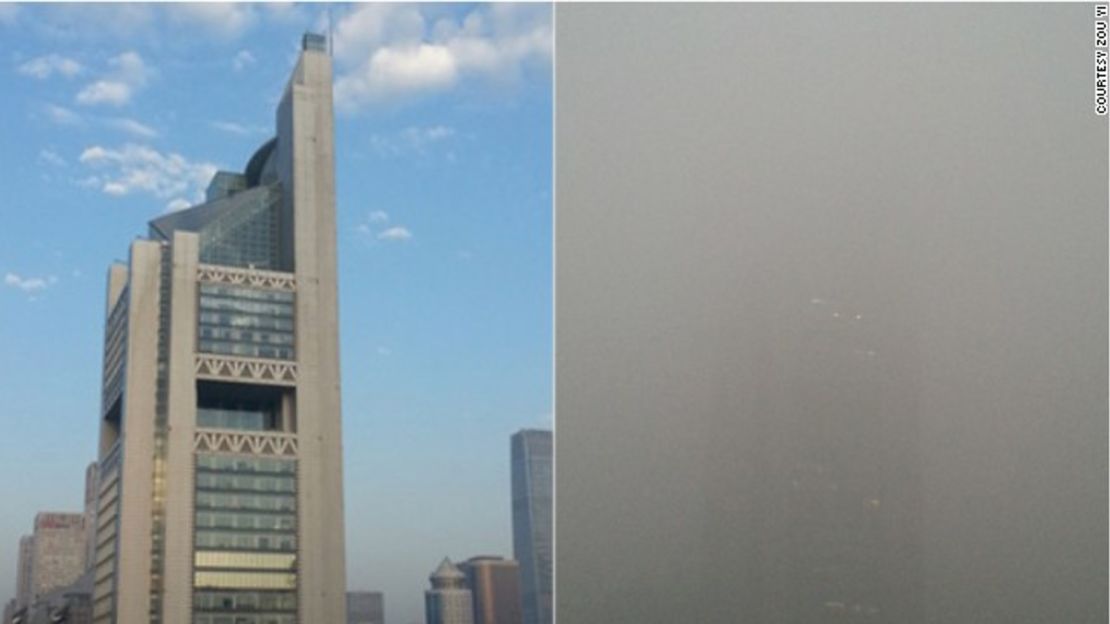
[332,4,550,111]
[4,273,57,294]
[209,120,268,136]
[33,4,295,43]
[39,149,66,167]
[78,143,218,202]
[102,181,128,196]
[166,3,256,39]
[336,44,458,108]
[77,146,105,161]
[331,4,425,65]
[165,198,192,213]
[371,125,457,157]
[0,4,19,25]
[377,226,413,241]
[262,3,304,24]
[232,49,256,72]
[32,5,155,41]
[18,54,83,79]
[107,117,158,138]
[77,81,131,106]
[44,103,82,125]
[110,51,150,86]
[354,211,403,240]
[403,125,454,149]
[76,51,151,107]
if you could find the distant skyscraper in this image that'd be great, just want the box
[16,535,33,610]
[29,513,85,605]
[90,32,346,624]
[726,318,925,621]
[459,557,523,624]
[3,598,14,624]
[510,430,551,624]
[425,559,474,624]
[346,591,384,624]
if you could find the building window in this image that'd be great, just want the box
[197,284,295,361]
[197,184,282,271]
[196,381,295,433]
[193,453,298,622]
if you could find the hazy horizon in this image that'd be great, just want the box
[556,4,1106,623]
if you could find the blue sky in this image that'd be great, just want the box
[0,4,551,623]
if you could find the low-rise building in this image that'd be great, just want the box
[347,591,385,624]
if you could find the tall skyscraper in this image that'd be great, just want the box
[90,33,346,624]
[29,513,85,605]
[346,591,384,624]
[458,557,522,624]
[425,559,473,624]
[510,430,551,624]
[710,309,924,621]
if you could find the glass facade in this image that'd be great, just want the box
[198,185,282,271]
[197,407,276,431]
[194,454,297,624]
[196,492,296,513]
[102,289,128,412]
[193,611,296,624]
[195,590,296,612]
[150,247,174,623]
[196,381,293,433]
[198,284,295,360]
[92,466,120,624]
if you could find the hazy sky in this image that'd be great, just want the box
[556,4,1105,623]
[0,5,551,623]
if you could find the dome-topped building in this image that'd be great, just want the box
[430,558,467,589]
[425,558,474,624]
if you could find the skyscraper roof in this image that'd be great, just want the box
[431,558,464,580]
